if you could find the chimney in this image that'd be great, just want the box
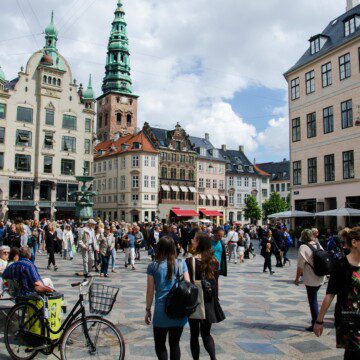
[205,133,210,141]
[221,144,227,152]
[347,0,359,11]
[283,158,287,162]
[239,145,244,153]
[253,158,256,165]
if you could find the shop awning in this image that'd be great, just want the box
[213,195,220,200]
[161,184,170,191]
[171,185,180,192]
[200,209,223,217]
[171,208,199,217]
[199,194,206,200]
[206,194,213,200]
[188,187,196,193]
[180,186,188,192]
[220,196,226,201]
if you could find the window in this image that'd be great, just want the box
[121,157,126,169]
[0,127,4,143]
[84,161,90,175]
[341,100,353,129]
[213,179,217,189]
[108,178,112,190]
[293,161,301,185]
[339,53,351,80]
[180,169,186,180]
[310,37,321,54]
[189,170,194,181]
[151,156,156,167]
[161,167,167,178]
[281,183,285,191]
[16,130,32,147]
[323,106,334,134]
[132,194,139,201]
[308,158,317,184]
[199,148,207,156]
[15,154,31,172]
[151,195,156,201]
[307,112,316,138]
[237,178,242,187]
[144,175,149,187]
[84,139,91,154]
[199,178,204,188]
[108,159,112,170]
[121,175,126,190]
[62,114,77,130]
[171,153,177,162]
[97,163,101,172]
[305,70,315,94]
[229,176,234,187]
[132,175,139,188]
[276,183,280,192]
[180,155,186,163]
[229,194,234,205]
[252,179,256,187]
[103,161,107,172]
[171,168,176,179]
[244,177,249,187]
[290,117,301,142]
[324,154,335,182]
[344,16,359,36]
[144,194,149,201]
[160,152,167,161]
[43,156,52,173]
[105,113,108,126]
[132,155,139,167]
[85,118,91,132]
[0,152,3,170]
[144,156,149,167]
[17,106,33,123]
[45,109,54,125]
[114,177,118,189]
[126,114,132,126]
[175,141,181,151]
[321,62,332,87]
[61,159,75,175]
[237,193,242,205]
[62,136,76,152]
[22,182,34,200]
[0,103,6,119]
[116,113,121,124]
[151,176,156,188]
[343,150,354,179]
[291,78,300,100]
[114,158,118,169]
[206,179,211,188]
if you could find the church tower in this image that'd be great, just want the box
[97,0,139,141]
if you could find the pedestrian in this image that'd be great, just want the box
[31,220,42,261]
[261,230,275,275]
[62,224,74,260]
[314,227,360,360]
[226,226,238,264]
[99,225,115,277]
[237,234,245,263]
[0,222,4,246]
[78,219,98,278]
[294,229,325,331]
[134,225,144,261]
[5,223,20,248]
[186,233,225,360]
[45,223,58,271]
[211,227,227,277]
[110,225,118,272]
[145,236,190,360]
[55,223,63,255]
[244,228,251,259]
[123,225,136,270]
[282,227,292,266]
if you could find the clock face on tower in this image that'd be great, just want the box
[120,96,129,105]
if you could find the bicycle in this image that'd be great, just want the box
[4,278,125,360]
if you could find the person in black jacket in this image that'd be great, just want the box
[260,230,275,275]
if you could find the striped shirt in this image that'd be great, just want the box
[2,258,43,295]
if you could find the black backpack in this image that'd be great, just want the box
[306,243,333,276]
[165,260,199,319]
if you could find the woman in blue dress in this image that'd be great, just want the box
[145,236,190,360]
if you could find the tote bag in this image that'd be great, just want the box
[189,257,206,320]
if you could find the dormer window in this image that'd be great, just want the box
[344,15,360,36]
[237,164,243,172]
[133,142,141,149]
[309,35,328,55]
[212,149,219,158]
[199,147,207,156]
[248,165,254,173]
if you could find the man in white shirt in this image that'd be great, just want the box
[226,226,239,264]
[78,219,98,277]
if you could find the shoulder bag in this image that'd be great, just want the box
[189,257,206,320]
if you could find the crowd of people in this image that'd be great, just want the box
[0,217,359,360]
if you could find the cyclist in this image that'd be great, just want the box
[2,246,54,295]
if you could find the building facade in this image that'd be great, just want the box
[189,134,227,224]
[219,145,270,224]
[284,2,360,227]
[93,132,158,223]
[256,160,290,202]
[0,13,94,220]
[143,122,197,222]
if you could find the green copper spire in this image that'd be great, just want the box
[44,11,58,52]
[83,74,95,100]
[102,0,133,95]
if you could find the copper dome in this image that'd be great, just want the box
[40,53,54,66]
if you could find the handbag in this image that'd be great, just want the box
[189,257,206,320]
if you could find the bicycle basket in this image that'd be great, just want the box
[89,283,119,316]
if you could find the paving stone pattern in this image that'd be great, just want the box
[0,246,344,360]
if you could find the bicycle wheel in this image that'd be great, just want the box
[4,302,44,360]
[60,316,125,360]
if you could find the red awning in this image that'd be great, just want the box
[171,209,199,217]
[200,209,223,217]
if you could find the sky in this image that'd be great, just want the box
[0,0,347,162]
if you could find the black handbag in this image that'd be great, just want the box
[341,311,360,331]
[201,278,216,303]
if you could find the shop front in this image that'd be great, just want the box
[170,208,199,223]
[199,208,224,226]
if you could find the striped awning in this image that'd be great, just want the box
[206,194,213,200]
[220,195,226,201]
[180,186,188,192]
[161,184,170,191]
[213,195,220,200]
[199,194,206,200]
[188,187,196,193]
[171,185,180,192]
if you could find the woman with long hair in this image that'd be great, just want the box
[186,233,225,360]
[145,236,190,360]
[260,230,275,275]
[45,223,58,271]
[62,224,74,260]
[314,227,360,359]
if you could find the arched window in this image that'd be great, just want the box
[48,76,52,84]
[57,79,61,86]
[52,77,56,85]
[126,114,132,126]
[116,112,122,124]
[43,75,47,83]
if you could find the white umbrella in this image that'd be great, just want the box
[268,210,315,219]
[315,208,360,217]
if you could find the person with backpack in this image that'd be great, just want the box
[145,236,190,360]
[226,226,238,264]
[186,232,225,360]
[282,227,292,266]
[313,227,360,360]
[294,229,326,332]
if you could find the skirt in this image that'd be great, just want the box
[205,297,226,324]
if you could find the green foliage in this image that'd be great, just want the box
[286,193,291,210]
[244,195,262,223]
[262,192,288,218]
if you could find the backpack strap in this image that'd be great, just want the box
[176,259,183,279]
[306,243,317,252]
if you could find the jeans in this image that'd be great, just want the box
[153,326,184,360]
[283,248,290,264]
[100,255,110,275]
[32,243,38,261]
[228,243,237,263]
[111,248,117,270]
[189,319,216,360]
[305,285,321,325]
[63,240,73,259]
[125,247,135,266]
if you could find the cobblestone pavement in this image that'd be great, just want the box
[0,246,343,360]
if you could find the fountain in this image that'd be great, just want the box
[71,167,97,222]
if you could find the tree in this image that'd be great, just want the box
[244,195,262,224]
[262,192,288,219]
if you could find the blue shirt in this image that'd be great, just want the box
[127,234,135,248]
[2,258,43,295]
[211,240,223,270]
[147,260,188,328]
